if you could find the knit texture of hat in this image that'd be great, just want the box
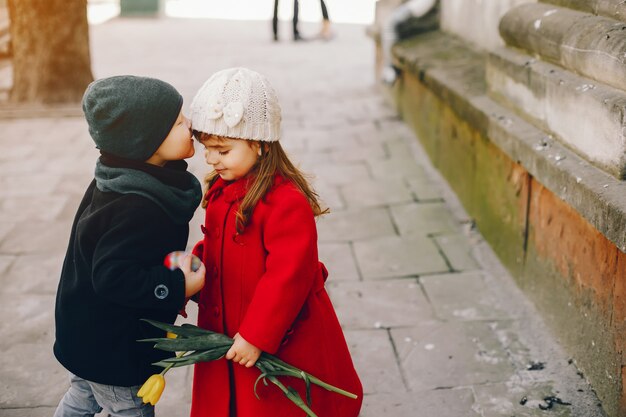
[82,75,183,161]
[190,67,281,142]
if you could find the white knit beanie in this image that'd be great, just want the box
[190,67,281,142]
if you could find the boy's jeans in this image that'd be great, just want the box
[54,373,155,417]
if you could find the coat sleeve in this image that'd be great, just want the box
[238,188,318,354]
[91,202,187,311]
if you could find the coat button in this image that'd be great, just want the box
[154,284,169,300]
[213,306,220,317]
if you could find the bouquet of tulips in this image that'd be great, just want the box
[137,319,357,417]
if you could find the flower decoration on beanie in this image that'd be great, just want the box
[190,67,281,142]
[82,75,183,161]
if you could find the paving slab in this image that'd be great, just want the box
[303,131,362,153]
[0,222,14,244]
[390,202,459,236]
[354,234,450,279]
[473,382,574,417]
[420,271,515,321]
[316,207,396,242]
[0,407,59,417]
[367,155,427,180]
[0,195,68,222]
[344,329,406,395]
[434,234,480,271]
[305,162,371,186]
[289,151,333,171]
[361,388,479,417]
[0,294,55,348]
[0,254,14,275]
[313,181,345,212]
[0,252,64,294]
[391,321,516,391]
[318,242,360,281]
[0,343,67,409]
[330,142,386,164]
[0,220,71,254]
[327,279,434,329]
[406,175,444,201]
[340,178,414,208]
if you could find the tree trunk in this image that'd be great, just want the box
[7,0,93,104]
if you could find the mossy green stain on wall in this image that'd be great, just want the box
[397,71,527,277]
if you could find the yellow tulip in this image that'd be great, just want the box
[137,374,166,405]
[166,332,177,339]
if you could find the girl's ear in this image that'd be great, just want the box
[249,141,262,156]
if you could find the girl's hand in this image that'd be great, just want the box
[225,333,261,368]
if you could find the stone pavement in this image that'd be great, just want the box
[0,16,607,417]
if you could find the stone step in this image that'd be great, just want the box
[487,44,626,179]
[394,30,626,251]
[440,0,535,52]
[500,2,626,92]
[540,0,626,23]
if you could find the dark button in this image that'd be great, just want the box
[213,306,220,317]
[154,284,169,299]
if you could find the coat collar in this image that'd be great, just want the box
[205,174,287,204]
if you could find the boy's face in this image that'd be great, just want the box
[199,135,260,181]
[146,111,194,166]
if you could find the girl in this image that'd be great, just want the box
[188,67,363,417]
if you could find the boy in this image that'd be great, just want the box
[53,75,205,417]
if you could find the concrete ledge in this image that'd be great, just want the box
[500,3,626,92]
[540,0,626,23]
[395,32,626,254]
[393,31,626,415]
[487,45,626,178]
[440,0,536,51]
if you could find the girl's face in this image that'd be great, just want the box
[200,135,261,181]
[146,111,194,166]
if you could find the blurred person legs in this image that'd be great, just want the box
[293,0,303,41]
[272,0,280,40]
[319,0,333,40]
[272,0,304,41]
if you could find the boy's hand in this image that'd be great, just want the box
[226,333,261,368]
[180,253,205,298]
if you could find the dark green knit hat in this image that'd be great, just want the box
[82,75,183,161]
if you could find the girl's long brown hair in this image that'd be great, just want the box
[197,132,328,234]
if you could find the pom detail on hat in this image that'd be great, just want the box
[190,67,281,142]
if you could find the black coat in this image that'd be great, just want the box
[54,177,189,387]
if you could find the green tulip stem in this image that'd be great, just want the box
[261,354,358,399]
[161,351,187,376]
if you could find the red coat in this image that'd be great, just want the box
[190,175,362,417]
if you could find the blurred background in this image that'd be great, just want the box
[88,0,376,24]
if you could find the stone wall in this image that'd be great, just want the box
[440,0,536,51]
[381,0,626,415]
